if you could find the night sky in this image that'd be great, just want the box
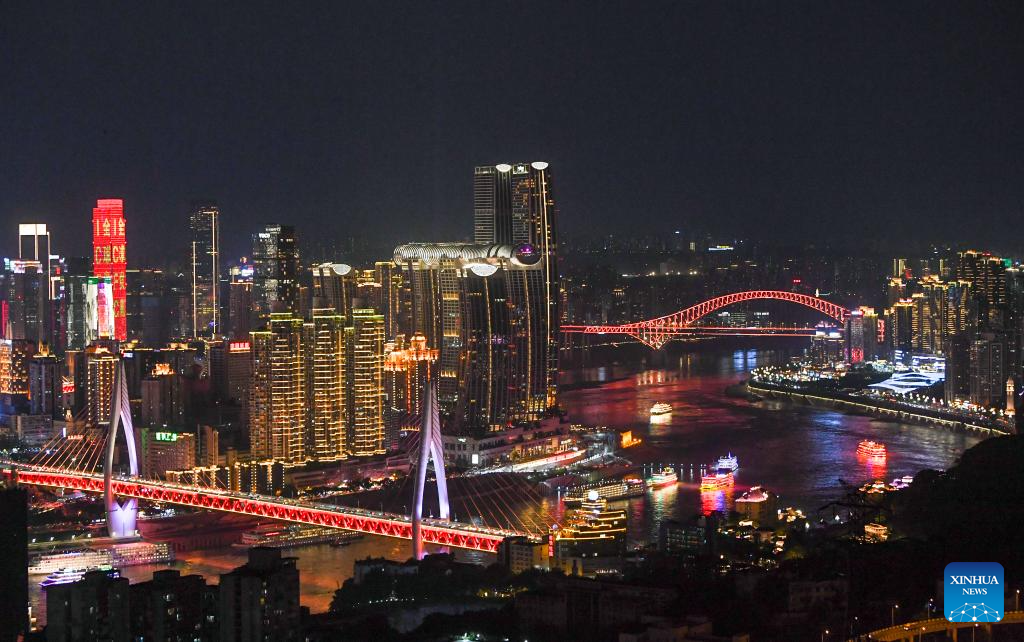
[2,2,1022,262]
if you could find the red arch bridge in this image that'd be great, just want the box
[562,290,851,349]
[3,465,522,553]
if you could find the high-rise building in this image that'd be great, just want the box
[348,309,385,456]
[190,202,221,338]
[63,257,92,351]
[374,261,405,339]
[28,345,61,418]
[219,547,301,642]
[86,346,118,427]
[92,199,127,341]
[6,259,46,346]
[970,331,1008,408]
[249,313,305,462]
[958,250,1006,323]
[228,281,252,339]
[311,263,357,319]
[303,309,346,460]
[141,429,196,478]
[252,225,299,321]
[473,162,559,409]
[393,243,559,434]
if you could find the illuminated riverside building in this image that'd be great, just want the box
[374,260,405,339]
[384,333,436,419]
[393,243,558,435]
[86,346,118,426]
[958,250,1006,317]
[885,299,915,361]
[249,313,305,462]
[844,307,878,364]
[252,224,299,321]
[906,277,973,355]
[189,201,220,338]
[29,345,61,418]
[92,198,127,340]
[809,324,843,365]
[303,309,347,460]
[141,429,196,478]
[63,257,93,350]
[348,309,385,456]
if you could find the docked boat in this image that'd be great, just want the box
[562,478,645,504]
[857,440,887,459]
[700,471,735,491]
[234,525,363,549]
[716,453,739,472]
[649,402,673,415]
[648,466,678,488]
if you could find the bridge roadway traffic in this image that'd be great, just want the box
[2,463,525,553]
[856,610,1024,641]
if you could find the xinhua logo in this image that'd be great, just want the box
[944,562,1004,623]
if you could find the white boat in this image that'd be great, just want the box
[716,453,739,472]
[29,548,112,575]
[39,567,116,589]
[648,467,678,488]
[650,402,673,415]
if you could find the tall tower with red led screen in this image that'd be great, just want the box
[92,199,127,341]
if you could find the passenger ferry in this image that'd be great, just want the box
[700,471,735,491]
[39,567,117,589]
[29,542,173,575]
[716,453,740,472]
[649,402,673,416]
[856,440,887,459]
[110,542,174,567]
[562,478,645,504]
[29,548,112,575]
[648,466,678,489]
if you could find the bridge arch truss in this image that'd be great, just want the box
[564,290,850,349]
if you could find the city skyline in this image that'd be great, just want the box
[3,3,1024,262]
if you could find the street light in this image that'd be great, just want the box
[821,629,829,642]
[1016,588,1020,611]
[891,603,900,626]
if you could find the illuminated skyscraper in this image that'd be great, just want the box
[63,258,92,351]
[249,313,305,462]
[347,309,385,456]
[92,199,127,341]
[472,162,559,408]
[252,224,299,321]
[393,243,559,434]
[311,263,356,319]
[303,309,347,460]
[86,346,118,427]
[190,202,220,338]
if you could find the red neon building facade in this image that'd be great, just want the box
[92,199,127,340]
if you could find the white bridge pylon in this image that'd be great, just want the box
[411,384,450,559]
[104,361,140,538]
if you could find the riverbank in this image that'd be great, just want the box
[745,380,1013,436]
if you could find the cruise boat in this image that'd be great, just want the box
[700,471,735,491]
[234,525,363,549]
[562,478,645,504]
[649,402,673,416]
[648,466,678,488]
[110,542,174,567]
[29,548,112,575]
[39,567,116,589]
[856,440,887,459]
[716,453,739,472]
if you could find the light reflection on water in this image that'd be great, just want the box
[561,347,984,548]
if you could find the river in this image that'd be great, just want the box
[28,344,984,625]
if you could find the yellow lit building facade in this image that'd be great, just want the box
[303,309,347,460]
[348,309,385,456]
[249,313,305,462]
